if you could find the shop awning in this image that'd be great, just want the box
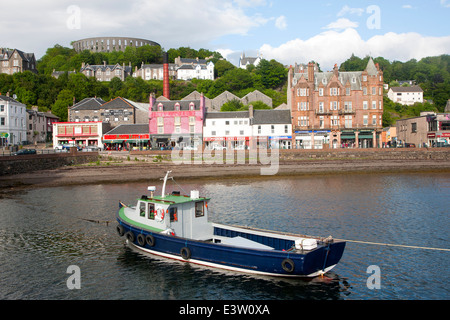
[103,140,123,143]
[341,135,355,139]
[358,135,373,139]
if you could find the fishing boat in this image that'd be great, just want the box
[116,171,345,277]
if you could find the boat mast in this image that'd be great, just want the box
[161,170,172,198]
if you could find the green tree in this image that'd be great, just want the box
[52,89,74,121]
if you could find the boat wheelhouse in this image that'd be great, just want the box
[116,171,345,277]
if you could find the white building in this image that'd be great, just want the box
[204,111,252,149]
[0,94,27,146]
[177,61,214,80]
[203,107,292,149]
[387,86,424,105]
[239,52,262,69]
[252,109,292,149]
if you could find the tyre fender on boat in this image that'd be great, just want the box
[281,258,295,273]
[116,224,124,237]
[137,233,145,246]
[180,247,191,260]
[125,231,135,243]
[146,234,155,247]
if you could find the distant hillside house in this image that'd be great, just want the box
[0,48,37,75]
[176,61,214,80]
[239,52,262,69]
[80,62,132,81]
[133,62,177,80]
[387,86,423,106]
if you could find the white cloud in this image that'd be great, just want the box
[275,16,287,30]
[337,5,364,17]
[402,5,413,9]
[440,0,450,8]
[323,18,359,30]
[216,48,236,60]
[259,28,450,71]
[0,0,270,58]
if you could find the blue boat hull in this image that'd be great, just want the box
[117,216,346,277]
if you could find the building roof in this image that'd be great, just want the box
[71,97,106,110]
[389,86,423,93]
[80,63,132,73]
[205,111,250,119]
[151,100,201,111]
[253,109,291,125]
[0,94,26,106]
[104,124,149,135]
[102,97,136,110]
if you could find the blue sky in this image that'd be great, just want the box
[1,0,449,71]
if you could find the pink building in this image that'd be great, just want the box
[149,94,205,149]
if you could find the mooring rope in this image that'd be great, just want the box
[335,238,450,252]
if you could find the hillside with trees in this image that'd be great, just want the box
[340,54,450,126]
[0,44,448,125]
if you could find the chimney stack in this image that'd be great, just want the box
[308,62,315,83]
[163,52,170,99]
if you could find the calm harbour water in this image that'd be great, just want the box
[0,172,449,300]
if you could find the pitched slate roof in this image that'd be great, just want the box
[389,86,423,93]
[151,100,201,111]
[0,94,26,106]
[70,97,106,110]
[104,124,149,135]
[253,109,291,125]
[205,111,250,119]
[102,97,136,110]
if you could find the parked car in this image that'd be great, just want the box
[13,148,37,156]
[212,145,227,150]
[82,146,101,152]
[405,143,416,148]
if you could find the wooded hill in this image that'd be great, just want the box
[0,44,448,125]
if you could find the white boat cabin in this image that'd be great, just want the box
[123,188,213,240]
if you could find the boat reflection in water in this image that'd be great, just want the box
[116,171,346,278]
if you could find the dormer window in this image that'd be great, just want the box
[189,102,195,111]
[175,103,180,111]
[322,78,327,85]
[158,103,163,111]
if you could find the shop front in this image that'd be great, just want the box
[204,136,250,150]
[103,133,150,151]
[269,136,292,149]
[340,130,356,148]
[53,122,106,149]
[358,130,374,148]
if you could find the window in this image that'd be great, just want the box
[372,115,377,126]
[319,102,324,113]
[285,125,288,134]
[0,105,4,112]
[411,122,417,133]
[345,115,352,128]
[1,117,5,125]
[211,131,216,136]
[271,125,275,134]
[363,115,368,125]
[240,130,244,135]
[363,101,368,110]
[195,201,204,217]
[257,125,261,134]
[319,88,324,96]
[372,87,376,95]
[189,117,195,124]
[319,116,324,129]
[363,76,367,82]
[344,101,352,112]
[346,87,350,95]
[170,207,178,222]
[139,202,146,217]
[175,103,180,111]
[331,116,339,126]
[372,101,377,109]
[158,103,163,111]
[148,204,155,220]
[225,121,230,125]
[174,117,181,125]
[363,87,367,95]
[157,117,164,125]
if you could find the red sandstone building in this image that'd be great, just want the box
[288,58,384,149]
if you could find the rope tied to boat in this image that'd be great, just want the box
[335,238,450,252]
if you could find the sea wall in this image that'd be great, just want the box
[0,151,99,176]
[130,148,450,161]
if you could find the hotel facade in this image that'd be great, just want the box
[288,58,384,149]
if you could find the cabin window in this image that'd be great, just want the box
[148,203,155,220]
[170,207,178,222]
[139,202,146,217]
[195,201,204,217]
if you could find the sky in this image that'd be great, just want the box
[1,0,450,71]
